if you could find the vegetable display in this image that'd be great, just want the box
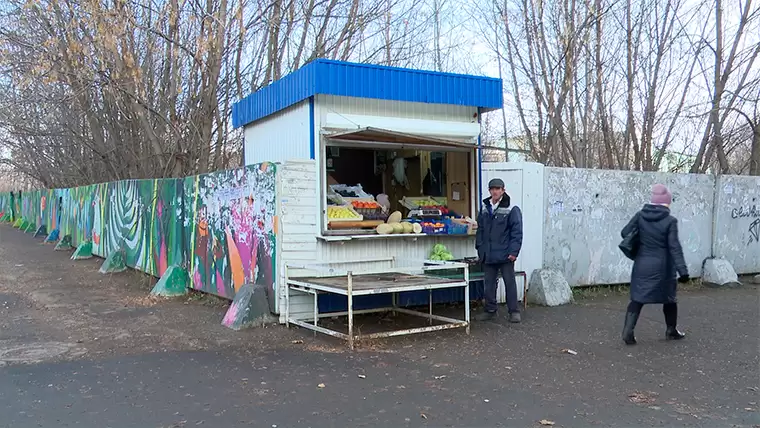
[429,244,454,261]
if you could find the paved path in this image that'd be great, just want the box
[0,225,758,427]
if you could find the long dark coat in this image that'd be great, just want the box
[621,204,688,304]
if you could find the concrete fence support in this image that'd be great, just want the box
[71,241,93,260]
[99,248,127,274]
[33,225,47,238]
[150,266,189,297]
[702,258,742,288]
[54,235,73,251]
[527,269,574,306]
[222,283,276,330]
[44,229,59,243]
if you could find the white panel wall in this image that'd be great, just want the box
[481,162,545,290]
[543,168,715,286]
[713,175,760,274]
[244,101,311,166]
[277,160,320,322]
[317,95,477,124]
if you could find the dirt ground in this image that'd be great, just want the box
[0,224,310,365]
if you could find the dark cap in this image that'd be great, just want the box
[488,178,505,189]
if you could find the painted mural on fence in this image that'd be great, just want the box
[1,163,279,304]
[59,186,97,246]
[185,163,277,300]
[92,179,184,277]
[0,192,10,220]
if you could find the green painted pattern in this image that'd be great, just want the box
[92,179,184,277]
[150,266,190,297]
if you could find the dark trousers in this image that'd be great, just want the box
[627,300,678,327]
[483,261,519,314]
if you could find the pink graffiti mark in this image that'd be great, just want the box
[192,265,202,290]
[221,301,238,327]
[156,200,168,276]
[227,194,267,283]
[236,234,253,281]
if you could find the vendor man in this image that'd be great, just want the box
[475,178,523,323]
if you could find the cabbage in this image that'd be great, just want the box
[430,244,454,261]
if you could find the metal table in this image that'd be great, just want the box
[285,260,470,350]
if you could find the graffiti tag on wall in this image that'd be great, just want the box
[731,205,759,219]
[749,219,760,245]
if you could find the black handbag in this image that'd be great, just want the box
[619,223,640,260]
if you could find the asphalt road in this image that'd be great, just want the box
[1,225,758,428]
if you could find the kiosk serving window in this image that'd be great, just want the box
[321,128,477,237]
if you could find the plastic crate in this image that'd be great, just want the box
[421,222,447,235]
[355,207,388,221]
[446,220,468,235]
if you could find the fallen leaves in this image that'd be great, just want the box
[628,391,659,405]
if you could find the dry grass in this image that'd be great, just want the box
[572,278,707,301]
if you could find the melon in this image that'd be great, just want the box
[412,223,423,234]
[387,211,402,224]
[390,222,404,233]
[401,222,414,233]
[376,224,394,235]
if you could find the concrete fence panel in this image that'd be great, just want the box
[184,163,278,301]
[713,175,760,274]
[542,168,715,286]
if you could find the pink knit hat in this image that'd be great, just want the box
[651,184,672,205]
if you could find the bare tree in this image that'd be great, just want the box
[0,0,440,188]
[690,0,759,174]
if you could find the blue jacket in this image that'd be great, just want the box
[475,194,523,264]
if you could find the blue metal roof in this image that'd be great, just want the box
[232,59,503,129]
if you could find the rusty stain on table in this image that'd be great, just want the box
[292,272,462,292]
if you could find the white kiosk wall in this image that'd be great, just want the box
[480,162,545,302]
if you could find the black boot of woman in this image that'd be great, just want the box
[663,302,686,340]
[622,301,643,345]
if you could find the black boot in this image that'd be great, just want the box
[666,327,686,340]
[622,311,639,345]
[663,303,685,340]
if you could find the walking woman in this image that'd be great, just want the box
[620,184,690,345]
